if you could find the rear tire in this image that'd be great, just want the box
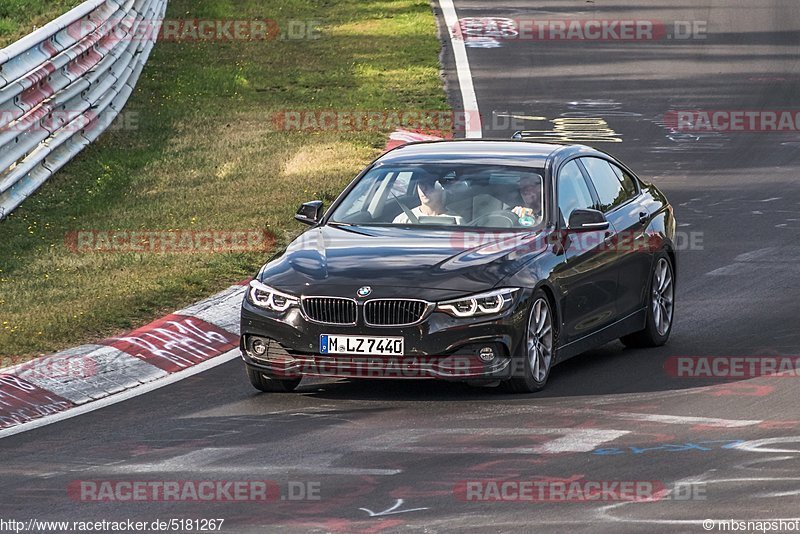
[246,367,301,392]
[621,253,674,348]
[503,290,556,393]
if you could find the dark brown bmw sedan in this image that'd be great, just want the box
[240,140,676,393]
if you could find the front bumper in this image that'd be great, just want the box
[240,291,532,381]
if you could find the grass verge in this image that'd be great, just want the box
[0,0,448,359]
[0,0,85,47]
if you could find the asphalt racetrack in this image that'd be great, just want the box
[2,1,800,532]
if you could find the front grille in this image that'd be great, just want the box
[364,299,429,326]
[302,297,357,325]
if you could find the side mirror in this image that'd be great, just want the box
[295,201,324,225]
[568,208,610,232]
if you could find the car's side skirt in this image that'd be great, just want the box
[556,308,647,362]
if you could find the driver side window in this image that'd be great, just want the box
[557,160,595,225]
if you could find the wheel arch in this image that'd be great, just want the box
[534,281,561,347]
[663,243,677,285]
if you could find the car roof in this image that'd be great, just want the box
[376,139,604,168]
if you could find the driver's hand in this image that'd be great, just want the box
[512,206,534,218]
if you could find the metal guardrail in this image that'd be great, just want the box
[0,0,168,220]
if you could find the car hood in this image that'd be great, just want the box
[258,224,547,298]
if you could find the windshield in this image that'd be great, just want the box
[329,164,547,229]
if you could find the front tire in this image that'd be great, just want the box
[621,254,675,348]
[503,291,556,393]
[246,367,301,392]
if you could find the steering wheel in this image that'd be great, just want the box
[467,210,520,228]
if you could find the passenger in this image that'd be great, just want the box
[511,173,544,225]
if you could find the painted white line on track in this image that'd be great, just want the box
[732,436,800,453]
[611,412,762,428]
[0,350,240,440]
[548,407,764,428]
[439,0,482,138]
[360,499,429,517]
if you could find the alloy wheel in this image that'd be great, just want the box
[527,297,554,382]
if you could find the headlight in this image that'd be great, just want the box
[247,280,299,312]
[437,288,519,318]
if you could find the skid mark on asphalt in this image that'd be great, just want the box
[354,428,629,455]
[461,404,776,428]
[93,447,402,476]
[678,194,800,230]
[359,498,428,517]
[706,246,800,275]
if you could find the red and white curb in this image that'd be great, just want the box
[0,281,248,437]
[384,129,446,152]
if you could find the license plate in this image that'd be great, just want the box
[320,335,404,356]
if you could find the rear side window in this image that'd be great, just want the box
[581,157,631,212]
[609,162,638,198]
[557,160,595,223]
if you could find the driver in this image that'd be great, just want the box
[393,175,460,224]
[511,173,543,225]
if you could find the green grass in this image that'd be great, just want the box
[0,0,84,47]
[0,0,448,359]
